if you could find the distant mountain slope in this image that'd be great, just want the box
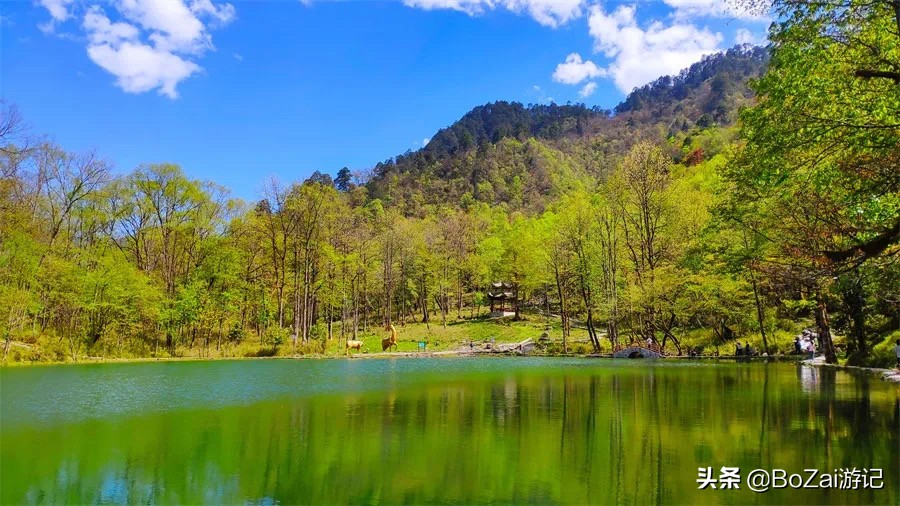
[362,45,768,214]
[423,102,604,159]
[614,45,768,133]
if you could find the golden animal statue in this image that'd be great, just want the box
[381,324,398,352]
[345,339,364,355]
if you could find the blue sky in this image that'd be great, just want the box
[1,0,768,200]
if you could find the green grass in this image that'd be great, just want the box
[849,330,900,369]
[4,315,580,363]
[677,324,813,356]
[318,313,592,356]
[7,310,891,365]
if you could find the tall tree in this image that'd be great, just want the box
[617,142,673,344]
[729,0,900,363]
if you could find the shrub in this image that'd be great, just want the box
[264,326,289,346]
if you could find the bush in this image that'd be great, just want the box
[228,325,245,342]
[308,323,327,342]
[849,331,899,369]
[570,343,592,355]
[246,346,279,358]
[294,341,325,355]
[264,326,289,346]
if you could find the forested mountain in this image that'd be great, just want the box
[615,45,768,122]
[422,102,604,158]
[365,45,768,213]
[3,9,897,371]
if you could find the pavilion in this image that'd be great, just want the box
[487,282,517,315]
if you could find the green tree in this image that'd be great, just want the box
[728,0,900,363]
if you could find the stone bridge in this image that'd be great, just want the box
[612,346,663,359]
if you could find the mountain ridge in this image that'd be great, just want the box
[335,45,769,214]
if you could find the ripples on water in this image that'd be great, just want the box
[1,358,897,504]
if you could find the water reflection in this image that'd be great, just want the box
[1,360,897,504]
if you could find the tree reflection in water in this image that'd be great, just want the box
[1,360,897,504]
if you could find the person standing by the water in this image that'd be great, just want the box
[794,337,802,355]
[894,339,900,369]
[744,342,752,356]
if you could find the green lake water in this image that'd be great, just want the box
[1,358,897,504]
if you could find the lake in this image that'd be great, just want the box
[1,358,897,504]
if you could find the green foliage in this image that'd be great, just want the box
[365,47,767,215]
[720,0,900,363]
[732,0,899,269]
[1,31,895,365]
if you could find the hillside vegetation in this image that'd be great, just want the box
[364,46,767,213]
[2,4,898,368]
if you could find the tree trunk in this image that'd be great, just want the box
[421,276,430,329]
[577,272,600,353]
[554,265,569,354]
[585,308,599,353]
[292,253,301,351]
[353,274,360,340]
[513,283,520,320]
[815,295,838,364]
[457,270,463,319]
[277,284,285,329]
[842,271,867,356]
[659,312,682,355]
[748,265,769,354]
[302,252,312,344]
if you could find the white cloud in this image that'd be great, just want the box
[38,0,75,32]
[663,0,768,21]
[530,84,554,103]
[402,0,584,28]
[509,0,583,27]
[734,28,755,45]
[552,53,605,85]
[87,41,202,98]
[423,138,431,146]
[403,0,482,15]
[115,0,211,54]
[578,81,597,98]
[233,52,244,61]
[39,0,75,22]
[190,0,236,25]
[588,4,722,93]
[38,0,235,99]
[83,6,140,46]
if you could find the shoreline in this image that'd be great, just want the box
[4,350,899,383]
[802,356,900,383]
[1,348,799,366]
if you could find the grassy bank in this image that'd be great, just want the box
[5,311,895,367]
[3,314,593,364]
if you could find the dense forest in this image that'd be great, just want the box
[1,1,898,366]
[364,46,768,213]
